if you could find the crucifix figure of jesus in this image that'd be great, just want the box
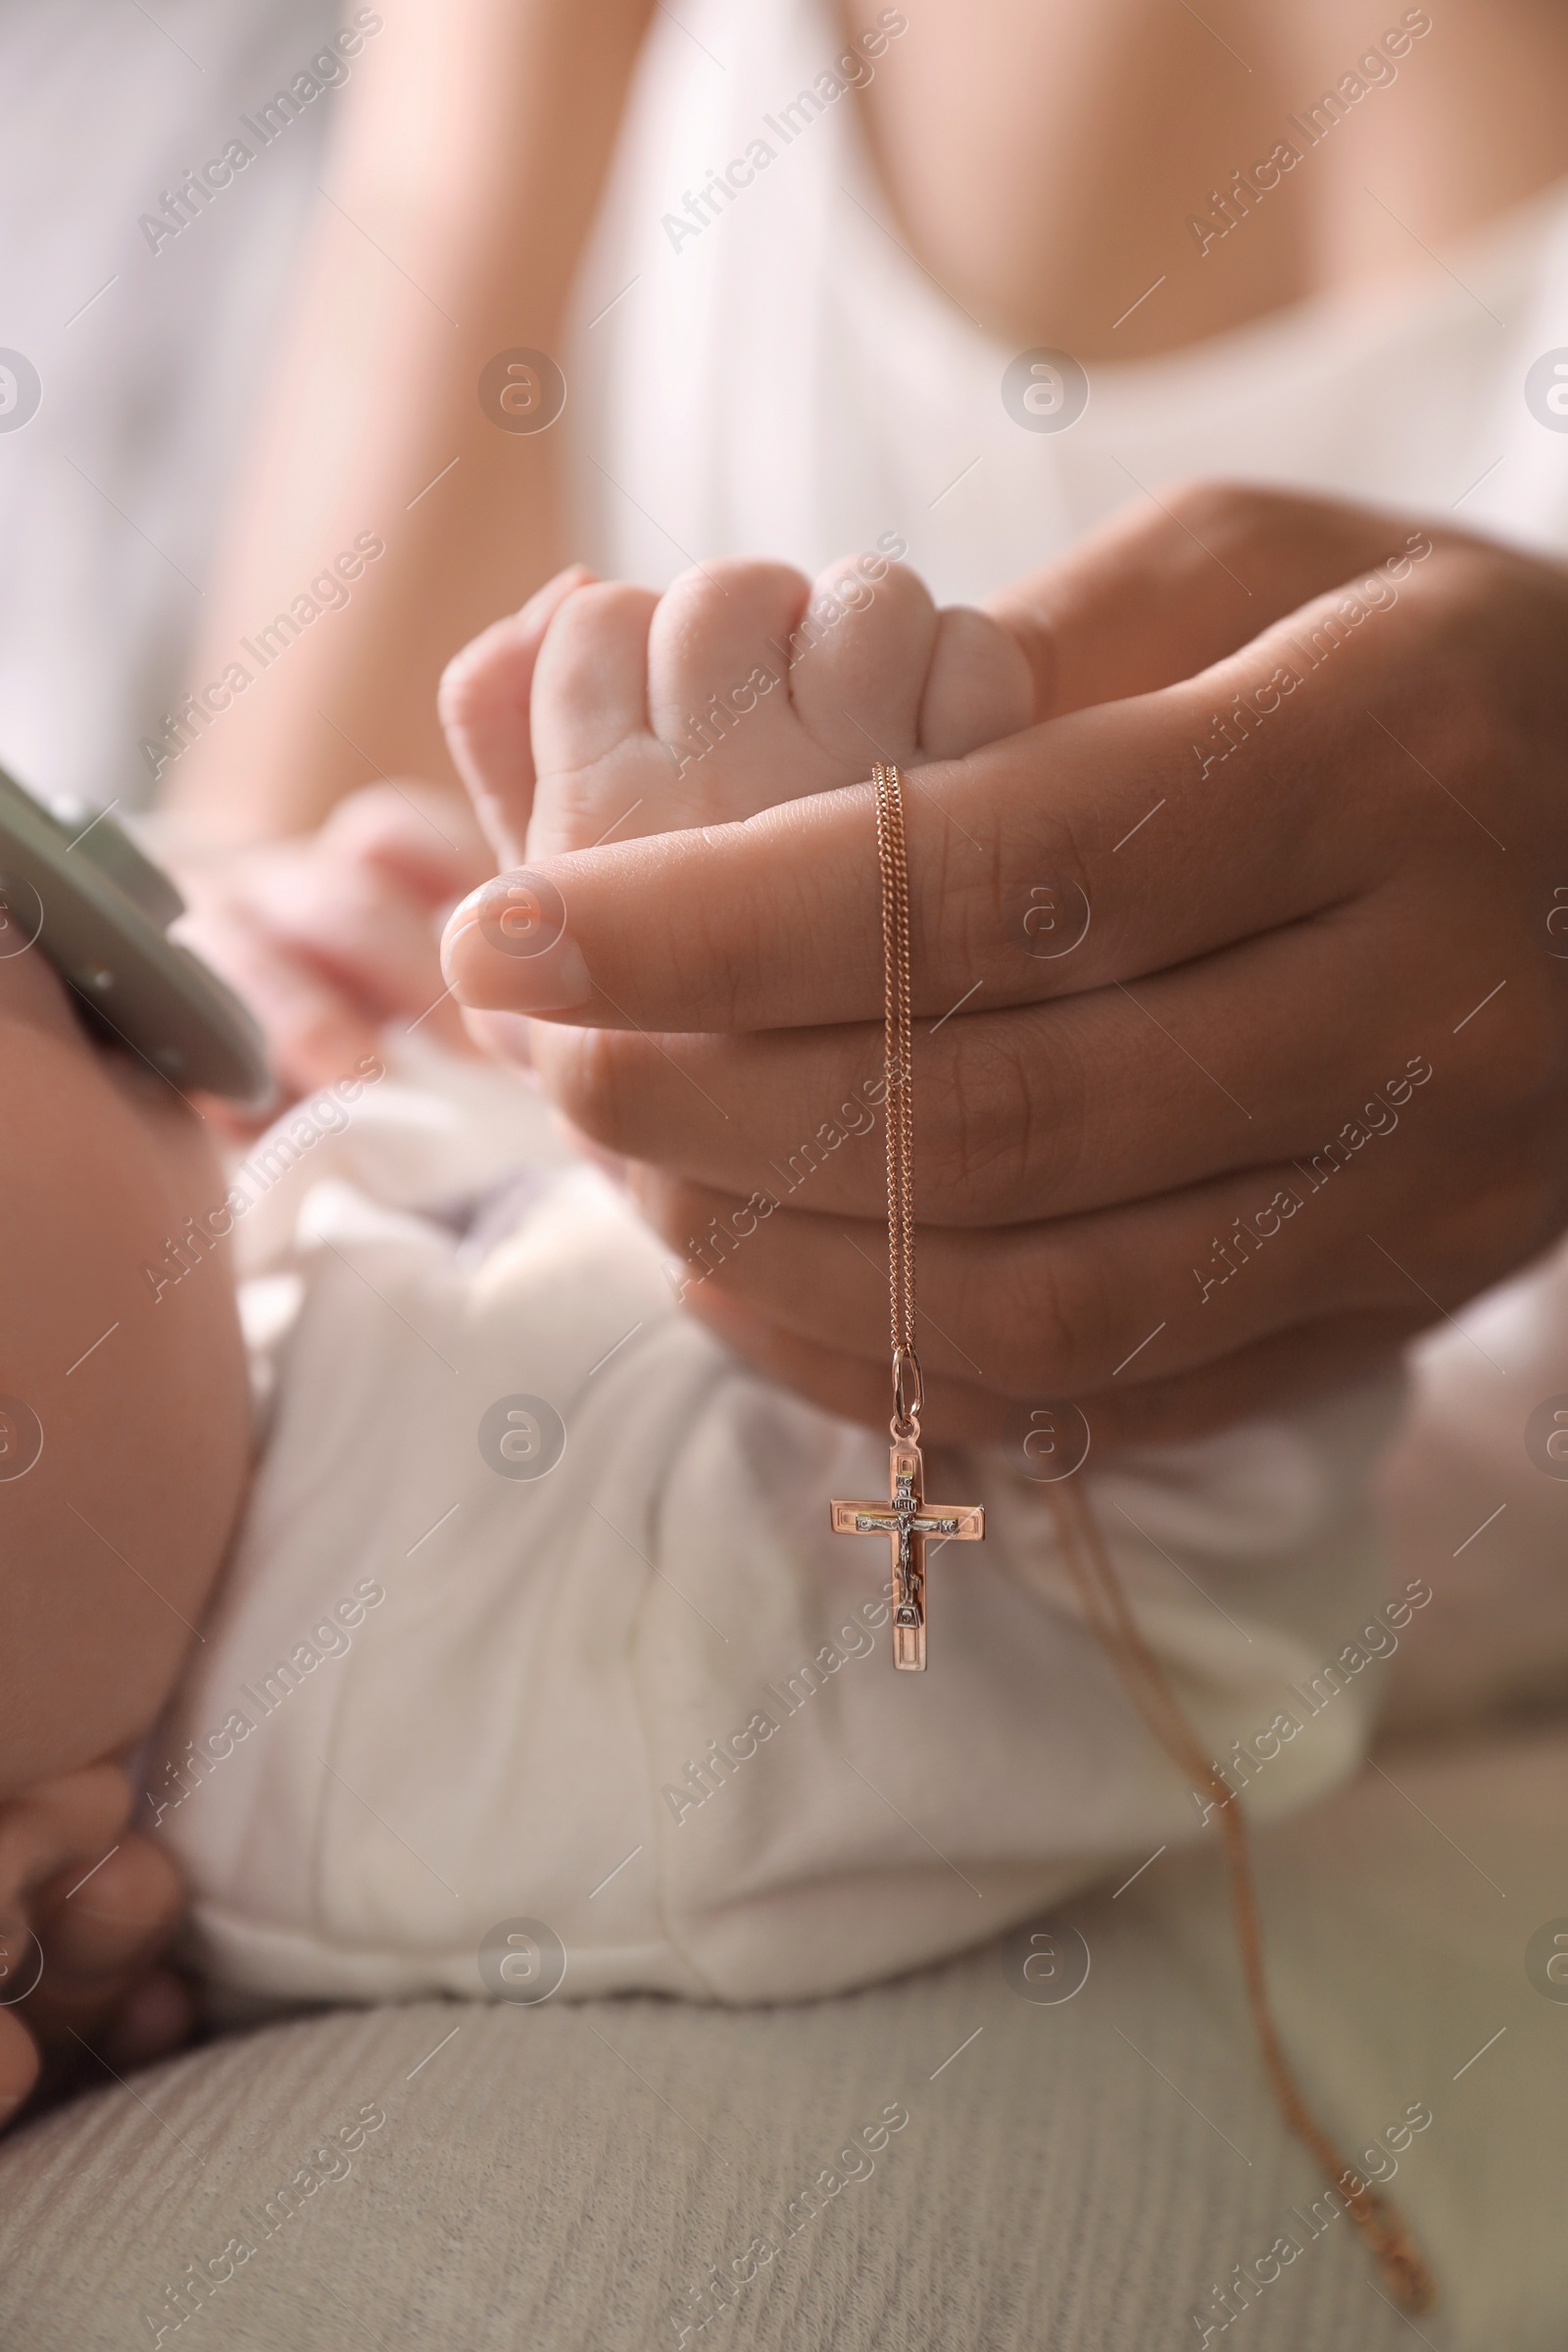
[831,1436,984,1670]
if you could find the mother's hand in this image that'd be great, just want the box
[443,486,1568,1449]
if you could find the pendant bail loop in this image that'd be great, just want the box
[891,1346,924,1441]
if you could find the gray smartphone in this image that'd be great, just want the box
[0,763,271,1106]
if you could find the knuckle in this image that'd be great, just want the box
[1387,544,1539,760]
[827,554,926,625]
[926,1014,1084,1221]
[549,580,656,675]
[1157,476,1259,538]
[675,555,798,602]
[992,1239,1100,1393]
[1150,477,1285,566]
[816,546,888,616]
[664,559,807,642]
[925,772,1096,1004]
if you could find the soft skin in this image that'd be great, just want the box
[0,944,251,2118]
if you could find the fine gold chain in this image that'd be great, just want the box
[830,762,984,1668]
[872,762,920,1436]
[851,761,1432,2309]
[1044,1479,1435,2313]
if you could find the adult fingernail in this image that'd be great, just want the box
[441,870,592,1012]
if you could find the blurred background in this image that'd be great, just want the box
[8,0,1568,824]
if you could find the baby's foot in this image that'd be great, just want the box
[0,1764,189,2130]
[438,548,1034,870]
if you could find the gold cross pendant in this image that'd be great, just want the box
[831,1436,984,1670]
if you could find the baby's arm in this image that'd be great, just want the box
[0,942,251,2113]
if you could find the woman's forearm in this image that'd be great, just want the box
[166,0,655,842]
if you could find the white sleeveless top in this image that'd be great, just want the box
[565,0,1568,592]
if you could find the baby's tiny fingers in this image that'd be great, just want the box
[0,1763,131,1889]
[440,564,596,865]
[96,1966,194,2070]
[20,1834,192,2091]
[917,606,1034,759]
[254,862,455,1019]
[643,558,812,810]
[530,580,661,788]
[30,1835,183,1999]
[786,558,939,768]
[184,904,383,1096]
[0,2003,40,2128]
[318,783,491,903]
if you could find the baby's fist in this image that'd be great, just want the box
[440,544,1033,868]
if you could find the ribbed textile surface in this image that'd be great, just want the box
[0,1724,1559,2350]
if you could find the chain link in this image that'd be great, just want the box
[873,763,921,1438]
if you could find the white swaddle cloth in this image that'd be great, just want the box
[152,1045,1407,2009]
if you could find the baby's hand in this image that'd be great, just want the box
[170,782,493,1106]
[438,549,1034,872]
[0,1763,190,2132]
